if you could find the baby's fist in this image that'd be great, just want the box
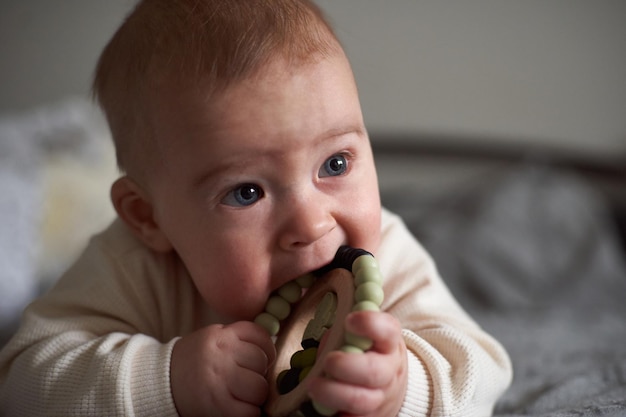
[171,321,275,417]
[308,311,408,417]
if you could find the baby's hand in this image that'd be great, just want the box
[307,311,408,417]
[170,321,276,417]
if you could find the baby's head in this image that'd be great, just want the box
[94,0,338,180]
[94,0,382,322]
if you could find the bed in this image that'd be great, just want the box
[1,100,625,416]
[375,137,626,416]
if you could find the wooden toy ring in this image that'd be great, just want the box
[254,246,384,417]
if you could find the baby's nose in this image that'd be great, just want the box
[278,193,336,250]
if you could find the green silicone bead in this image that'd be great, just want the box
[355,281,384,306]
[352,255,379,276]
[289,350,302,368]
[352,300,381,312]
[312,400,337,416]
[295,273,316,288]
[317,292,337,326]
[299,365,313,382]
[303,324,329,342]
[290,347,318,369]
[340,344,364,354]
[265,295,291,320]
[276,369,289,388]
[354,267,383,286]
[278,368,301,395]
[344,331,373,351]
[254,312,280,336]
[278,281,302,303]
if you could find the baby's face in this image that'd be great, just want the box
[147,52,381,322]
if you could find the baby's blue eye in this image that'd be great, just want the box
[320,154,348,177]
[222,183,264,207]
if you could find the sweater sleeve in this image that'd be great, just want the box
[0,221,196,416]
[378,209,512,417]
[0,329,179,416]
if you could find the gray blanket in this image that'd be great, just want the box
[383,165,626,417]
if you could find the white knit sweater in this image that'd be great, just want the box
[0,209,512,416]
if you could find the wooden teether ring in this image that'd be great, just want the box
[265,268,354,416]
[256,246,384,417]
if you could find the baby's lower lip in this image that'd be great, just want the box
[285,246,345,286]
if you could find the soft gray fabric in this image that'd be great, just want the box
[0,100,112,345]
[0,114,42,335]
[383,165,626,417]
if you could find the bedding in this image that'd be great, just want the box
[1,100,625,416]
[0,100,117,344]
[377,146,626,417]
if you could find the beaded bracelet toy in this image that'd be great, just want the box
[254,246,385,417]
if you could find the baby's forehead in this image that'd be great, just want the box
[141,50,359,167]
[151,51,346,122]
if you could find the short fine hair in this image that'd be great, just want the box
[92,0,340,177]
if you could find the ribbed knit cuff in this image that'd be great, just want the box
[127,336,180,416]
[398,331,431,417]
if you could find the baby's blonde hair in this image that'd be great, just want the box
[93,0,339,178]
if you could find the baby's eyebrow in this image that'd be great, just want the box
[191,157,254,190]
[316,124,367,142]
[191,125,366,188]
[190,145,278,190]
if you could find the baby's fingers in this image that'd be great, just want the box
[345,311,402,354]
[306,313,408,416]
[323,350,397,388]
[228,366,270,406]
[233,321,277,370]
[307,376,385,415]
[235,340,274,375]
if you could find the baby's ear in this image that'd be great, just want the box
[110,176,173,252]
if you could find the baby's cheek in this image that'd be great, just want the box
[359,216,382,255]
[196,275,269,321]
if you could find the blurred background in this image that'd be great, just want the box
[1,0,626,154]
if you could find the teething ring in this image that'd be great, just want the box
[254,247,384,417]
[266,268,354,416]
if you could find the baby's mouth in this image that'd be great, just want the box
[256,246,375,332]
[299,246,374,287]
[312,245,373,275]
[275,246,374,304]
[285,249,343,299]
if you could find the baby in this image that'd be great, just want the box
[0,1,511,416]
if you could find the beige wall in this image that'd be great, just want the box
[2,1,625,155]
